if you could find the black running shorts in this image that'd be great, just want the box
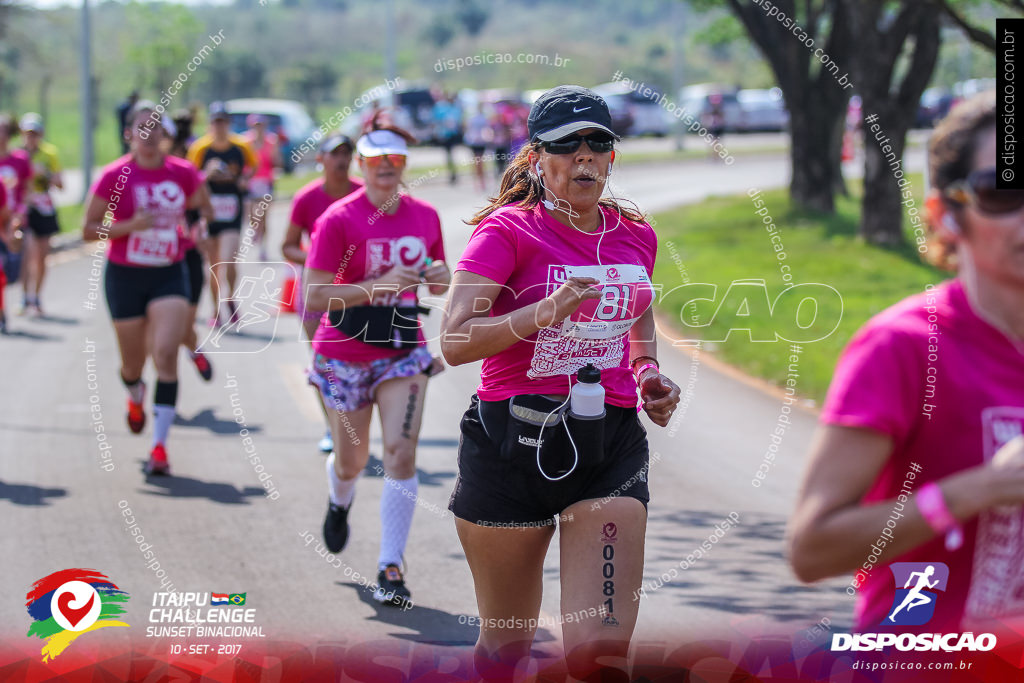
[104,260,190,320]
[26,207,60,237]
[183,247,203,305]
[449,394,650,527]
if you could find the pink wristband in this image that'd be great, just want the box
[916,482,963,551]
[633,362,659,382]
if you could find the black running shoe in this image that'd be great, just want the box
[374,564,412,608]
[322,499,351,553]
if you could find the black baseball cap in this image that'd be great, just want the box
[528,85,618,143]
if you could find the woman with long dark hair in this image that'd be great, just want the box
[442,85,680,679]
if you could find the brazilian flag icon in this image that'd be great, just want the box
[228,593,246,606]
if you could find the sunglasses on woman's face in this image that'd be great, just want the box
[361,154,406,168]
[945,168,1024,215]
[541,132,615,155]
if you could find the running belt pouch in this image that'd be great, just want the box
[566,411,606,466]
[328,305,427,349]
[504,395,573,474]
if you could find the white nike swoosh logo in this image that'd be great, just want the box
[572,106,591,113]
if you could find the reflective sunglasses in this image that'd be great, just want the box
[541,132,615,155]
[361,154,407,168]
[945,168,1024,215]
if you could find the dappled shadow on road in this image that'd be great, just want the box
[33,313,81,326]
[338,581,478,646]
[0,479,67,506]
[640,508,850,627]
[139,472,266,505]
[174,408,263,436]
[0,327,61,341]
[362,454,456,488]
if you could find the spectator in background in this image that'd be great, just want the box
[488,104,512,179]
[462,104,490,192]
[117,91,140,154]
[432,92,463,185]
[18,113,62,318]
[704,94,726,162]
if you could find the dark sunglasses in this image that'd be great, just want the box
[945,168,1024,215]
[541,132,615,155]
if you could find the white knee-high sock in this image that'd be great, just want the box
[378,475,418,570]
[325,452,357,507]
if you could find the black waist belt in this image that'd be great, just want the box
[327,304,428,349]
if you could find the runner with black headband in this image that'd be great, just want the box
[282,132,363,453]
[83,101,212,476]
[303,119,449,607]
[442,85,681,679]
[789,92,1024,633]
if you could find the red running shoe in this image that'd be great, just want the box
[127,398,146,434]
[145,443,170,476]
[192,351,213,381]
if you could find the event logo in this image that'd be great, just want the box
[886,562,949,626]
[601,523,618,544]
[25,569,130,662]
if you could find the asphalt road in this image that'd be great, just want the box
[0,148,923,666]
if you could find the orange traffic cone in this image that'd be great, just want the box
[279,271,298,314]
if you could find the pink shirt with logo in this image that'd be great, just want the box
[90,154,202,267]
[821,279,1024,632]
[0,150,32,213]
[307,187,445,362]
[456,203,658,409]
[289,176,364,243]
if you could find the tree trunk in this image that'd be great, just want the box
[848,1,941,246]
[725,0,852,215]
[788,90,847,213]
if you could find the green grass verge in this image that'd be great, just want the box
[650,178,947,404]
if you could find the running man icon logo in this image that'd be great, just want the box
[886,562,949,626]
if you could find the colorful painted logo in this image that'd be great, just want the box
[885,562,949,626]
[25,569,130,662]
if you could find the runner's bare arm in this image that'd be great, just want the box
[82,192,149,241]
[787,424,1024,582]
[629,308,680,427]
[440,270,602,366]
[281,222,307,265]
[188,184,214,224]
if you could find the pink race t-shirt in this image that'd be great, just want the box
[821,279,1024,633]
[307,188,445,362]
[0,150,32,212]
[456,203,658,409]
[289,176,364,242]
[90,154,202,267]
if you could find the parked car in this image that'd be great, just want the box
[343,83,436,144]
[224,98,316,173]
[737,88,788,132]
[593,81,671,136]
[678,84,744,133]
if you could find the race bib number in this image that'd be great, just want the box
[211,194,240,222]
[966,407,1024,622]
[126,227,179,266]
[528,263,653,378]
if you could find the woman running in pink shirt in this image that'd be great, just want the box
[442,85,681,679]
[789,92,1024,634]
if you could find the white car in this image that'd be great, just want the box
[224,99,316,172]
[737,88,788,132]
